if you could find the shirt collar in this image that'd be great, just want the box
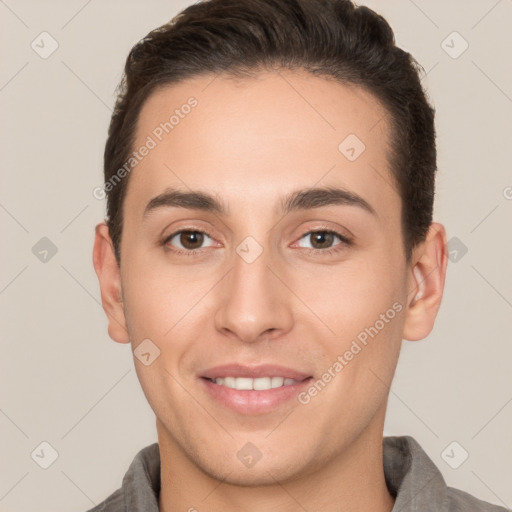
[122,442,160,511]
[384,436,447,511]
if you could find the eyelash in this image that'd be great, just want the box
[161,226,352,257]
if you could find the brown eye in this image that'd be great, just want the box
[179,231,204,249]
[298,230,343,250]
[309,231,336,249]
[164,230,215,252]
[298,229,351,254]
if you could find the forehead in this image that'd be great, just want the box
[125,69,398,221]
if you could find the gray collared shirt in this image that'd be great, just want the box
[86,436,508,511]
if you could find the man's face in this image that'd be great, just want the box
[116,70,411,483]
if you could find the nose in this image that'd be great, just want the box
[213,245,294,344]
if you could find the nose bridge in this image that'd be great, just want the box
[213,238,293,343]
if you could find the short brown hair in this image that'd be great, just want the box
[103,0,436,263]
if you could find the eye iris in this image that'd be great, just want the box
[180,231,204,249]
[311,231,334,249]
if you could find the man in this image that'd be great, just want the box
[90,0,506,510]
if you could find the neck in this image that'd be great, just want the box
[157,416,394,512]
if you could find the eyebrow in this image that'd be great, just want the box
[142,185,376,219]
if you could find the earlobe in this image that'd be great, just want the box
[92,222,130,344]
[402,223,448,341]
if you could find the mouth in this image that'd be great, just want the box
[199,364,314,415]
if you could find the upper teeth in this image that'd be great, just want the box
[212,376,299,390]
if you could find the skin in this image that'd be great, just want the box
[93,69,448,512]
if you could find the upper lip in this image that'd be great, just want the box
[200,364,312,381]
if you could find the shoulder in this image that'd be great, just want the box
[82,443,161,512]
[383,436,509,512]
[445,487,509,512]
[84,489,124,512]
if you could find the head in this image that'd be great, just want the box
[94,0,447,487]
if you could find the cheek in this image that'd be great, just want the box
[323,260,406,405]
[120,255,219,388]
[292,254,407,402]
[293,256,406,336]
[121,252,200,339]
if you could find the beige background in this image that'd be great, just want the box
[1,1,511,511]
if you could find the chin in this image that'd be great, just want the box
[203,460,303,488]
[194,442,320,488]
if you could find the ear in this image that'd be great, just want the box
[92,222,130,344]
[402,222,448,341]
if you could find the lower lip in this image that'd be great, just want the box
[200,377,313,415]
